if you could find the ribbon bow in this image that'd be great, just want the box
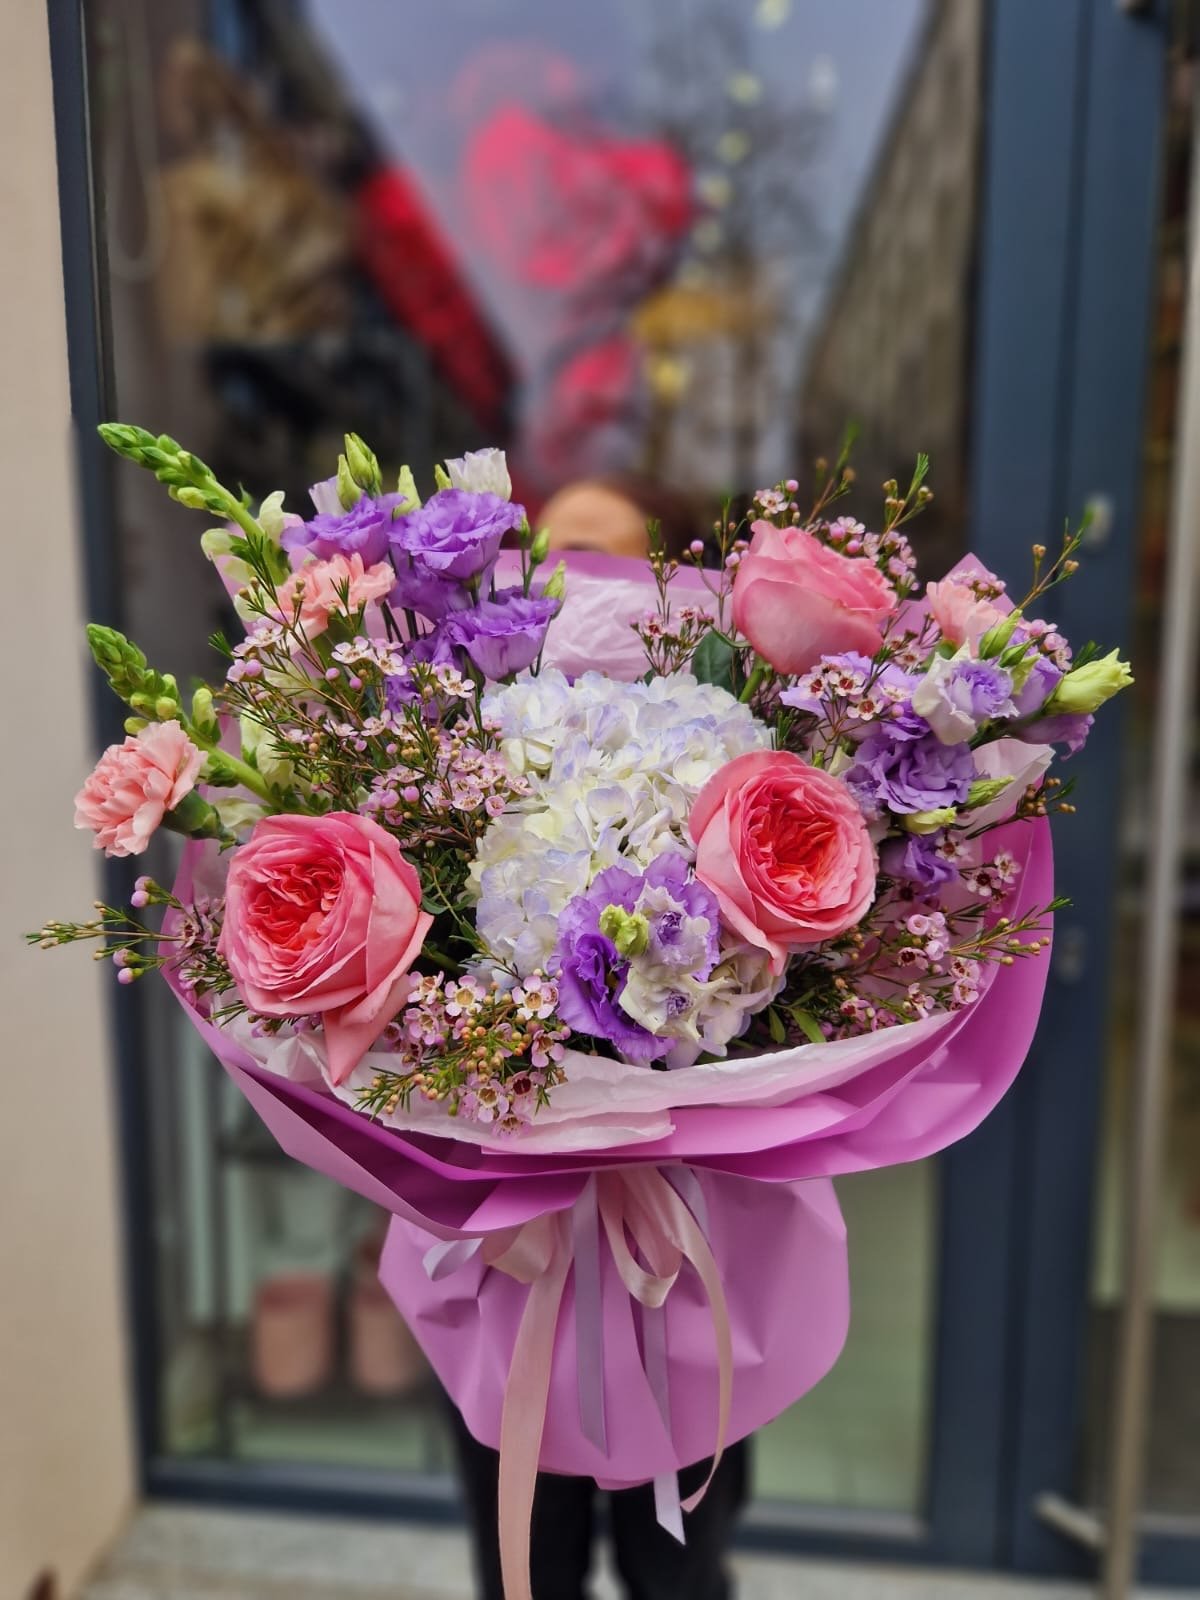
[425,1165,733,1600]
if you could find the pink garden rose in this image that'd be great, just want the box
[925,572,1007,652]
[219,813,432,1085]
[264,552,395,639]
[689,749,877,972]
[731,522,896,676]
[74,719,203,858]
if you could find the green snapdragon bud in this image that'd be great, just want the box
[902,806,957,835]
[200,527,235,560]
[190,686,219,741]
[257,490,288,543]
[1044,649,1133,715]
[344,432,383,497]
[599,905,650,958]
[170,485,211,511]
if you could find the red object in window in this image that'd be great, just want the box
[462,104,692,297]
[529,333,642,479]
[354,167,513,432]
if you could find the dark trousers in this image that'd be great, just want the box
[449,1407,748,1600]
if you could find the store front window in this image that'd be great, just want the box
[1083,52,1200,1528]
[84,0,984,1528]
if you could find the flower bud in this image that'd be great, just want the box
[257,489,288,543]
[335,454,363,510]
[154,695,179,721]
[200,527,235,560]
[599,905,650,958]
[124,716,148,734]
[966,777,1012,809]
[190,686,218,739]
[433,463,452,491]
[170,485,210,511]
[1044,649,1133,714]
[396,465,420,512]
[978,609,1022,658]
[344,432,382,496]
[529,526,551,567]
[541,560,568,603]
[902,806,957,835]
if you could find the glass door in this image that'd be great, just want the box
[50,0,1170,1572]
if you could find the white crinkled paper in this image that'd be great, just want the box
[223,1005,964,1154]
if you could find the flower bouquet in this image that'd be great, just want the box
[36,428,1132,1599]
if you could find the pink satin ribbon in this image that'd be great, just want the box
[423,1166,733,1600]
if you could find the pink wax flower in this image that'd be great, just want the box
[74,719,203,858]
[263,552,396,640]
[689,749,877,973]
[219,812,433,1085]
[925,572,1007,652]
[731,522,896,676]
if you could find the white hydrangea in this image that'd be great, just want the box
[472,671,770,973]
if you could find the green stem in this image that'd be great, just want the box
[219,492,266,544]
[207,751,275,804]
[739,662,767,703]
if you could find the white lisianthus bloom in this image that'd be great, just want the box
[445,447,512,500]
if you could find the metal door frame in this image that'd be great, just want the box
[46,0,1184,1578]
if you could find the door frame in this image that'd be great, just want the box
[47,0,1183,1578]
[982,0,1199,1588]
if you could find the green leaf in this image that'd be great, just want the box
[691,630,736,691]
[767,1008,786,1045]
[790,1009,826,1046]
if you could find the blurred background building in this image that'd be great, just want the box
[3,0,1198,1595]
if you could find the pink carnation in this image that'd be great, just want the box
[74,720,203,857]
[264,553,396,639]
[925,573,1007,652]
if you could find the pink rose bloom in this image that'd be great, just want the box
[689,749,877,972]
[925,574,1007,652]
[74,719,203,858]
[265,553,395,639]
[219,813,432,1084]
[731,522,896,676]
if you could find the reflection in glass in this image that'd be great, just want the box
[1085,55,1200,1522]
[86,0,985,1518]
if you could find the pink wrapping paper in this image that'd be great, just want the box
[167,812,1052,1479]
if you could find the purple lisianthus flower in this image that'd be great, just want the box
[552,864,667,1063]
[282,492,403,568]
[442,587,560,680]
[638,852,721,975]
[880,832,959,890]
[307,475,342,517]
[1014,710,1093,756]
[911,654,1016,745]
[388,557,474,623]
[1011,652,1065,717]
[382,628,455,711]
[390,488,524,583]
[849,730,975,815]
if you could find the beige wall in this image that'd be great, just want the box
[0,3,136,1596]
